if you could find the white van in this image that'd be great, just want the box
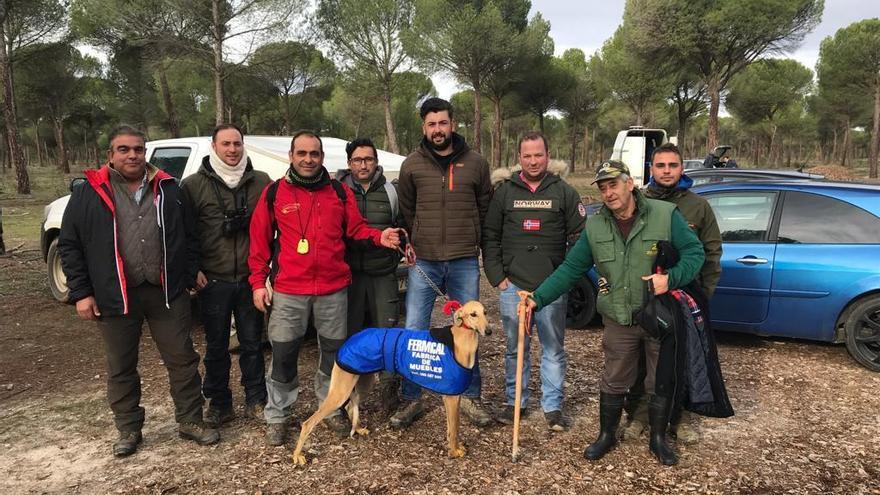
[41,135,406,302]
[609,126,669,186]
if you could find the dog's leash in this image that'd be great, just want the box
[397,229,449,303]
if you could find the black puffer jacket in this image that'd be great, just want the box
[59,164,198,315]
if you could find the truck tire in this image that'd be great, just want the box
[566,277,597,329]
[47,238,69,303]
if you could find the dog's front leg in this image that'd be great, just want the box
[443,395,466,458]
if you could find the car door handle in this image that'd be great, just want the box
[736,256,768,265]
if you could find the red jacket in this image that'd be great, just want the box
[248,177,384,296]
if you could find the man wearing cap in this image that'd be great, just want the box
[523,160,704,466]
[622,142,723,444]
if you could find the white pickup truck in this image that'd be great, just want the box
[41,135,406,302]
[609,126,670,186]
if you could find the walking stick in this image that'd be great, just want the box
[512,292,532,462]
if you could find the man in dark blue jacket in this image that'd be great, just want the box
[59,125,219,457]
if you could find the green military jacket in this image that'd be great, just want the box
[337,167,402,276]
[532,190,705,325]
[482,172,585,292]
[644,180,722,297]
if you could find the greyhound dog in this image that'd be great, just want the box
[291,300,490,465]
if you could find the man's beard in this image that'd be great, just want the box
[428,132,452,151]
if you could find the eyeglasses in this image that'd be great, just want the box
[349,157,377,166]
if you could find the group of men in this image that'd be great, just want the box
[59,95,722,467]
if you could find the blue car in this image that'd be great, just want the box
[568,180,880,371]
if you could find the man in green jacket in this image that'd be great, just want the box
[483,131,585,431]
[524,160,704,465]
[623,142,723,444]
[181,124,272,427]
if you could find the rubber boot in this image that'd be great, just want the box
[649,395,678,466]
[583,392,625,460]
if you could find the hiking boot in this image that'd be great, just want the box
[112,430,142,457]
[621,418,648,441]
[266,422,288,447]
[325,411,351,437]
[389,400,425,429]
[495,404,528,425]
[244,402,266,422]
[545,410,571,432]
[204,405,235,428]
[670,421,701,445]
[460,397,493,428]
[179,421,220,446]
[378,374,401,413]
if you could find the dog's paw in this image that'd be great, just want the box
[351,427,370,437]
[291,452,308,466]
[448,445,467,458]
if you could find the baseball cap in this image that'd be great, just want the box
[592,160,630,184]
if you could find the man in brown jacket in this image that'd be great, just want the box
[391,97,494,429]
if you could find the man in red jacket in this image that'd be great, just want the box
[248,130,400,446]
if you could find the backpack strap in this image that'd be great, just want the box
[383,181,399,226]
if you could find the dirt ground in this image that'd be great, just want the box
[2,239,880,494]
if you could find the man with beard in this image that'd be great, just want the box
[482,131,586,431]
[248,131,401,446]
[391,97,494,429]
[180,124,271,428]
[622,142,722,444]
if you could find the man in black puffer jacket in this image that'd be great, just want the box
[59,125,218,457]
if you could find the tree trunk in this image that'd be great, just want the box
[382,82,400,155]
[841,118,851,167]
[677,105,688,158]
[157,62,181,138]
[0,22,28,194]
[707,77,721,152]
[472,81,483,153]
[212,0,225,126]
[538,112,545,134]
[52,116,69,174]
[282,93,291,134]
[869,83,880,179]
[33,121,42,166]
[491,98,503,169]
[568,126,577,174]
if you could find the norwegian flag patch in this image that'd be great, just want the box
[522,219,541,231]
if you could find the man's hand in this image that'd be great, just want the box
[641,273,669,295]
[253,287,272,313]
[380,227,401,249]
[195,271,208,290]
[75,296,101,321]
[497,278,509,290]
[517,290,537,311]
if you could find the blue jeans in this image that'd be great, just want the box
[500,281,567,412]
[400,257,481,400]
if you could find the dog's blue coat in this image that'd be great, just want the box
[335,326,473,396]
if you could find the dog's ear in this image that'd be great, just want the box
[453,308,464,328]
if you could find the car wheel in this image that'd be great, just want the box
[566,277,597,329]
[47,238,69,303]
[844,294,880,372]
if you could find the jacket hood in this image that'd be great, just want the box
[647,174,694,190]
[336,166,387,190]
[418,132,468,163]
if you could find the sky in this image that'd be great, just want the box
[432,0,880,98]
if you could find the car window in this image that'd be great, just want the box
[778,191,880,244]
[705,192,776,242]
[149,147,191,180]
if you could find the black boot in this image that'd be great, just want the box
[649,395,678,466]
[583,392,625,460]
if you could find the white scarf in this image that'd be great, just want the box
[209,146,249,188]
